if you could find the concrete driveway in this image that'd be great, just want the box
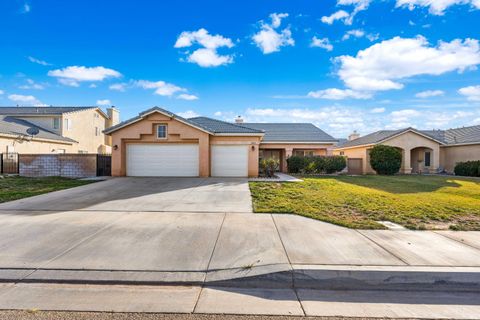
[0,177,253,213]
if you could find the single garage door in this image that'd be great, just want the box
[211,145,248,177]
[126,144,199,177]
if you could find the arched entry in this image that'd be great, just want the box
[410,146,434,174]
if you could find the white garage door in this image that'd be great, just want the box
[211,145,249,177]
[126,144,199,177]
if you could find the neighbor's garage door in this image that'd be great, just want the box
[126,144,199,177]
[211,145,248,177]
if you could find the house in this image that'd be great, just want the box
[334,126,480,174]
[0,106,120,154]
[104,107,337,177]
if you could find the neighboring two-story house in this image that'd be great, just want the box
[0,106,119,154]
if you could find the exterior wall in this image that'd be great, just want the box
[383,132,440,174]
[210,135,261,177]
[0,135,76,154]
[62,109,110,153]
[260,143,335,172]
[333,146,375,174]
[19,154,97,178]
[110,113,211,177]
[410,147,434,173]
[441,144,480,173]
[15,116,62,135]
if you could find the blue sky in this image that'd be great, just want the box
[1,0,480,137]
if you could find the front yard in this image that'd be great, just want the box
[250,175,480,230]
[0,176,94,204]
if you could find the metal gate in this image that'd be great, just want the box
[96,154,112,176]
[347,158,363,175]
[1,153,19,174]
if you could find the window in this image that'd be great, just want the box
[156,124,167,139]
[53,118,60,130]
[95,127,99,136]
[340,151,345,156]
[56,149,66,154]
[424,151,431,167]
[64,118,72,130]
[293,150,314,157]
[78,150,88,154]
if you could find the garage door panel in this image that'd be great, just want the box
[211,145,248,177]
[127,144,199,177]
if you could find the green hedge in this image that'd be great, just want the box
[454,161,480,177]
[369,145,402,175]
[286,155,346,174]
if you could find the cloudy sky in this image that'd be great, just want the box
[1,0,480,137]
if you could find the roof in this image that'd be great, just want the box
[0,106,99,116]
[241,123,337,143]
[336,125,480,149]
[188,117,264,134]
[0,115,77,143]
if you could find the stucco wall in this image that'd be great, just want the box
[15,116,62,135]
[333,146,375,174]
[441,144,480,173]
[62,109,109,153]
[0,135,76,154]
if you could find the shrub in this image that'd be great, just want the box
[454,161,480,177]
[287,155,346,174]
[260,158,280,177]
[369,145,402,175]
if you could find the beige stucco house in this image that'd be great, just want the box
[0,106,119,154]
[334,126,480,174]
[104,107,337,177]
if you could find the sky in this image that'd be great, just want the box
[1,0,480,138]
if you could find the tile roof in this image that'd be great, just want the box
[0,116,77,143]
[188,117,264,134]
[241,123,337,142]
[336,125,480,148]
[0,106,97,115]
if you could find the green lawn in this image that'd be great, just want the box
[250,175,480,230]
[0,176,94,204]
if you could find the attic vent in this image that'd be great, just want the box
[235,116,244,124]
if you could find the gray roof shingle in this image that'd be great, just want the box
[0,116,77,143]
[188,117,264,134]
[336,125,480,148]
[0,106,97,115]
[241,123,337,143]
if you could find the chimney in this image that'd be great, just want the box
[107,106,120,127]
[348,130,360,141]
[235,115,244,124]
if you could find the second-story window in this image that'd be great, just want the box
[95,127,99,136]
[64,119,72,130]
[53,118,60,129]
[157,124,167,139]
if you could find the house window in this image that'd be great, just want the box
[424,151,431,167]
[64,119,72,130]
[156,124,167,139]
[340,151,345,156]
[56,149,66,154]
[53,118,60,129]
[294,150,315,157]
[95,127,99,136]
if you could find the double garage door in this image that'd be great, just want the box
[126,144,248,177]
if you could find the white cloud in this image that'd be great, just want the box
[307,88,372,100]
[342,29,365,41]
[174,28,234,67]
[177,94,199,101]
[388,108,475,129]
[415,90,445,98]
[109,83,128,91]
[96,99,111,106]
[89,83,97,88]
[187,48,233,67]
[177,110,200,118]
[321,10,350,24]
[8,94,42,105]
[396,0,480,15]
[370,107,386,113]
[48,66,121,86]
[336,36,480,92]
[458,85,480,101]
[0,90,4,95]
[310,37,333,51]
[21,3,31,13]
[134,80,185,96]
[19,79,44,90]
[28,56,51,66]
[252,13,294,54]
